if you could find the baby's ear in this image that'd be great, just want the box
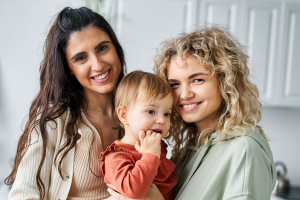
[117,106,129,125]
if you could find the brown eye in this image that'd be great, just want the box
[76,56,86,62]
[194,79,204,83]
[170,83,179,88]
[147,110,155,115]
[98,45,108,53]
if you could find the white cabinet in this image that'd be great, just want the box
[277,3,300,107]
[111,0,198,72]
[110,0,300,107]
[242,1,281,105]
[198,0,240,35]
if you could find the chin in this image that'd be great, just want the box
[182,113,208,124]
[96,85,116,94]
[181,116,198,123]
[98,89,115,95]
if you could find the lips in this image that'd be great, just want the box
[91,69,110,80]
[180,102,202,112]
[151,128,163,134]
[90,69,111,83]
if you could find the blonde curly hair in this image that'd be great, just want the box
[154,26,266,161]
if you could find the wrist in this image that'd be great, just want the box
[144,151,160,158]
[150,152,160,158]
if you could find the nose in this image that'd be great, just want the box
[155,114,165,125]
[91,55,104,71]
[180,84,194,100]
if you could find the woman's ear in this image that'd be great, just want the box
[117,106,129,126]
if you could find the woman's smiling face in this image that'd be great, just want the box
[65,26,121,96]
[167,54,222,131]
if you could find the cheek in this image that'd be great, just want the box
[172,90,181,105]
[70,66,87,82]
[108,50,121,72]
[139,117,152,128]
[166,118,171,128]
[116,61,121,76]
[207,85,222,107]
[129,114,151,131]
[76,70,90,84]
[75,68,86,76]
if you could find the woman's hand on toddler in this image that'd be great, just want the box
[135,130,161,158]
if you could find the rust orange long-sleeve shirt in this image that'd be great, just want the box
[100,140,178,200]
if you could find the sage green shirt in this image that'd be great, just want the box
[174,126,276,200]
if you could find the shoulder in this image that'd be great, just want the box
[215,128,276,199]
[213,126,275,174]
[226,134,261,155]
[218,127,276,199]
[100,141,136,161]
[50,106,72,126]
[100,141,137,174]
[48,106,72,134]
[35,104,71,128]
[220,126,271,157]
[31,106,73,147]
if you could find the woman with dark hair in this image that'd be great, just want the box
[5,7,126,200]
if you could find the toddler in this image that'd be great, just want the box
[100,71,178,200]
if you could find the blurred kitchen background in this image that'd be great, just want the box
[0,0,299,199]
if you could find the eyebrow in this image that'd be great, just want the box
[70,41,111,60]
[145,104,159,108]
[144,104,173,112]
[168,72,208,82]
[189,72,208,79]
[94,40,110,50]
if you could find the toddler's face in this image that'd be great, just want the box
[126,93,173,140]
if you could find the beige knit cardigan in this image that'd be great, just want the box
[9,109,96,200]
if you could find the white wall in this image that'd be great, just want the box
[0,0,85,198]
[260,107,300,186]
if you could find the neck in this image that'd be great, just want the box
[195,113,219,134]
[195,120,214,134]
[83,88,114,116]
[121,126,138,145]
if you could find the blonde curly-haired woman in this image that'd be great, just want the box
[107,27,276,200]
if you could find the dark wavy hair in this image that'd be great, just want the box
[5,7,126,199]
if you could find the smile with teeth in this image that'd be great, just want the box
[93,70,109,80]
[182,104,198,109]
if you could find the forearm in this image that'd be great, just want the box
[107,153,161,199]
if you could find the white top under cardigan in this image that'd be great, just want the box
[9,108,109,200]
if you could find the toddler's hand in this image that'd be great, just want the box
[135,130,161,158]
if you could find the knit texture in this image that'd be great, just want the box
[100,140,178,200]
[9,109,110,200]
[67,114,109,199]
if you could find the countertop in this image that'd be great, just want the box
[271,194,286,200]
